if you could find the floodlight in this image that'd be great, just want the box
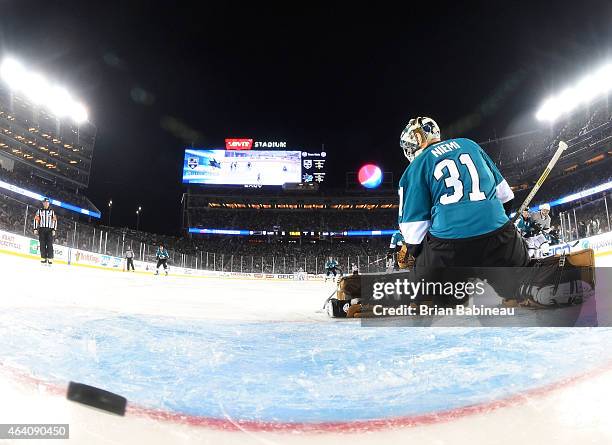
[0,58,25,89]
[0,56,89,124]
[71,103,88,123]
[47,87,72,117]
[536,61,612,122]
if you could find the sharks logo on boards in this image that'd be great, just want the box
[209,159,221,168]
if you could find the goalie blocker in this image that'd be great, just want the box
[327,248,595,318]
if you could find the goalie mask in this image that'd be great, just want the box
[400,117,441,162]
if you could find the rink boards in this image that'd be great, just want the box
[0,229,325,280]
[1,228,611,282]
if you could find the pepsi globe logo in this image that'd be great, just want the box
[358,164,382,188]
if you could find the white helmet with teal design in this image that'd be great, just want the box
[400,117,441,162]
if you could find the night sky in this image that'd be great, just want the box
[1,1,612,234]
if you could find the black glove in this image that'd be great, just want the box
[531,222,543,235]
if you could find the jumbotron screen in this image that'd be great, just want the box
[182,148,324,186]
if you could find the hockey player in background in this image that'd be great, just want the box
[516,208,550,258]
[520,203,553,258]
[33,198,57,265]
[397,117,529,268]
[324,256,339,282]
[155,244,170,276]
[125,246,135,271]
[386,230,404,271]
[548,225,562,245]
[295,267,307,280]
[530,203,551,233]
[515,208,535,237]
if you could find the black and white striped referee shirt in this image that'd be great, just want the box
[34,208,57,230]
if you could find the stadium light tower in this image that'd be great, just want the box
[108,200,113,226]
[0,56,89,124]
[536,62,612,122]
[136,206,142,231]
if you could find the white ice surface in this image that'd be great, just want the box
[1,252,612,445]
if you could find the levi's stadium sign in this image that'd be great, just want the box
[225,139,288,150]
[225,138,254,150]
[254,141,287,148]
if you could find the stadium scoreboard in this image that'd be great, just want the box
[182,139,327,187]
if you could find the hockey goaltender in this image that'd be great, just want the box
[326,118,595,319]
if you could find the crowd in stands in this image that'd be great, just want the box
[575,213,606,239]
[189,236,387,258]
[0,167,94,210]
[0,196,24,234]
[509,123,612,188]
[167,237,391,274]
[1,184,611,273]
[0,191,391,273]
[556,195,610,240]
[188,208,397,232]
[496,100,612,173]
[513,156,612,206]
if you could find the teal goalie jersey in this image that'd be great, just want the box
[398,138,513,243]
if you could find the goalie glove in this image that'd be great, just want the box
[397,244,415,270]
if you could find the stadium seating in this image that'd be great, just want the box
[1,96,611,273]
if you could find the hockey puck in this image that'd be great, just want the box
[66,382,127,416]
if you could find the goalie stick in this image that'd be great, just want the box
[511,140,568,223]
[320,289,337,311]
[367,256,388,266]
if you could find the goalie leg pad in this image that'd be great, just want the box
[519,249,595,307]
[326,298,351,318]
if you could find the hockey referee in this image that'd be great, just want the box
[33,198,57,265]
